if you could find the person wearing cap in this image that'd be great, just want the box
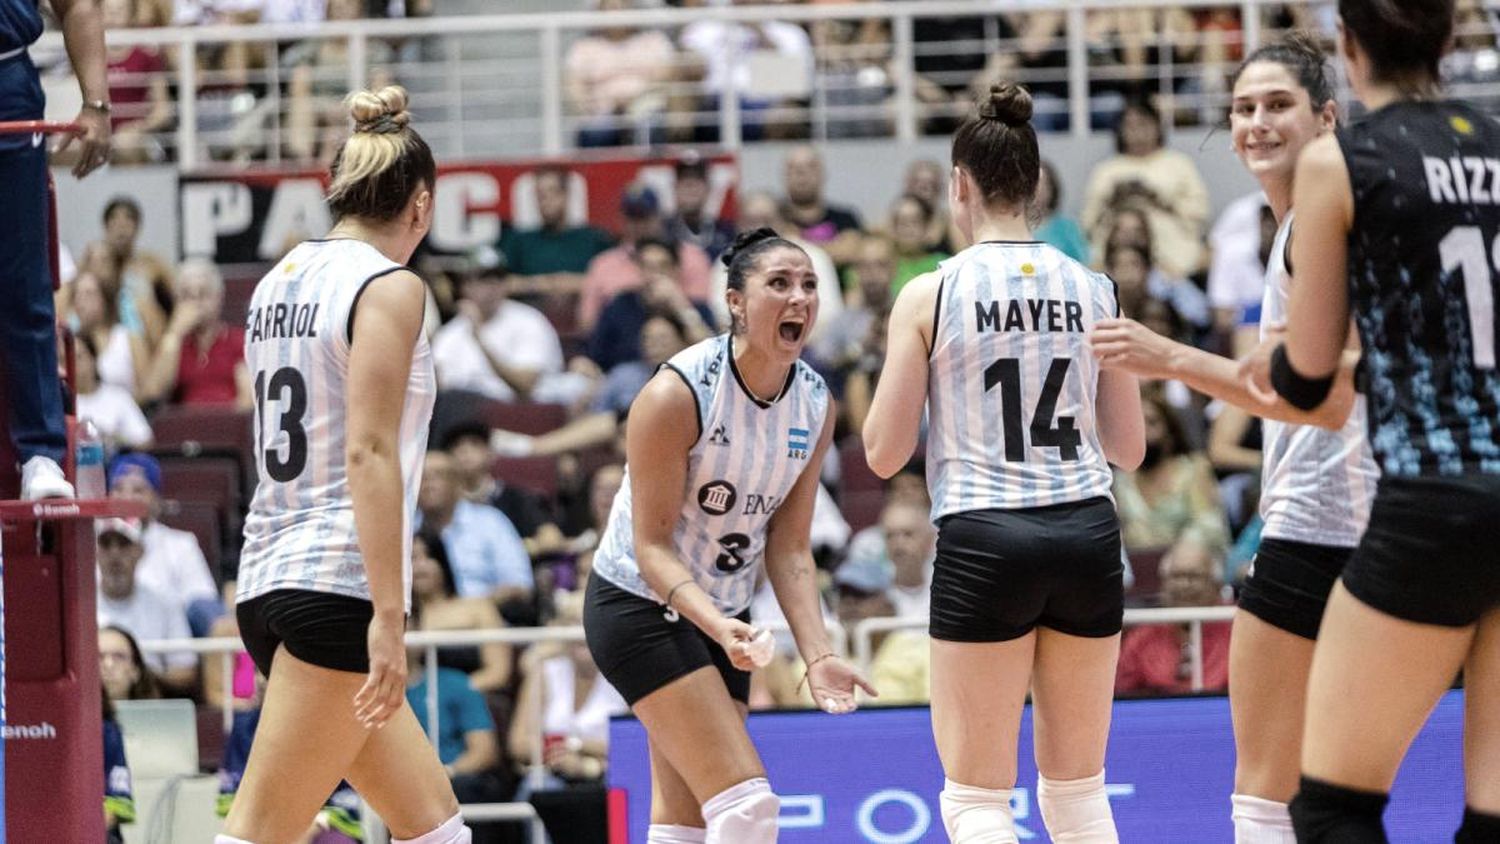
[106,452,224,635]
[499,165,614,279]
[664,157,736,262]
[95,517,197,691]
[430,245,564,403]
[577,183,713,331]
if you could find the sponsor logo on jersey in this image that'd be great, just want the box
[698,480,738,516]
[787,427,810,459]
[708,425,731,446]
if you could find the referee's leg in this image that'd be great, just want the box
[0,141,67,466]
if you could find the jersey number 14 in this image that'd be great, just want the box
[984,358,1082,462]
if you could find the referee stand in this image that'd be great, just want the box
[0,120,142,844]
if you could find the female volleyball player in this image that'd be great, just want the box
[1243,2,1500,839]
[1088,35,1379,842]
[584,227,874,844]
[219,86,470,844]
[864,83,1145,844]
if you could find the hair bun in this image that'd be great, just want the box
[978,82,1034,127]
[347,85,412,135]
[721,226,781,268]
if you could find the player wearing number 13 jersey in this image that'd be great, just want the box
[221,87,471,844]
[865,84,1144,844]
[238,234,434,607]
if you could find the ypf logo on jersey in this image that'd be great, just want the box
[787,427,811,460]
[698,480,738,516]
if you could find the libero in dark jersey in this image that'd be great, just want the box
[1341,100,1500,476]
[1242,2,1500,842]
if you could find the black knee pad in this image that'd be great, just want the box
[1457,807,1500,843]
[1288,776,1389,843]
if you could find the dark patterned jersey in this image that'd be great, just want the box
[1338,100,1500,477]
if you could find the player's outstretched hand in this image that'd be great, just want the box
[1088,318,1178,379]
[712,617,763,672]
[354,613,408,731]
[806,655,877,715]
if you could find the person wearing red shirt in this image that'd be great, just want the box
[102,0,170,162]
[140,259,252,408]
[1116,541,1232,695]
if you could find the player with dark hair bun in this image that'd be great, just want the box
[1241,2,1500,840]
[866,82,1144,843]
[584,226,873,843]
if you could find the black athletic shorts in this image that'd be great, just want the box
[583,574,752,706]
[1341,474,1500,627]
[237,589,375,675]
[930,497,1123,643]
[1239,539,1354,640]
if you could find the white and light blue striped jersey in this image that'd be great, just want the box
[592,334,830,616]
[238,239,436,612]
[1257,216,1378,547]
[927,242,1118,519]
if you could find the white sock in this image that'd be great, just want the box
[1038,770,1117,843]
[392,812,471,844]
[701,777,778,844]
[648,823,708,843]
[214,837,254,844]
[1232,793,1295,844]
[939,778,1019,843]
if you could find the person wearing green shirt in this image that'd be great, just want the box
[888,193,949,293]
[500,165,615,284]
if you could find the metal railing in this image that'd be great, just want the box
[41,0,1476,170]
[139,620,845,804]
[138,605,1230,837]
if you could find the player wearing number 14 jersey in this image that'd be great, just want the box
[865,83,1143,844]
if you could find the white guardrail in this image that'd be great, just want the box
[138,606,1234,839]
[139,620,846,841]
[24,0,1413,169]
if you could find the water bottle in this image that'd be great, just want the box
[75,419,106,500]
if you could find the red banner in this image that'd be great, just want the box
[179,154,739,264]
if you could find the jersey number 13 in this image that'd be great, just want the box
[254,367,309,482]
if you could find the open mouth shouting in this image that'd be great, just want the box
[778,317,807,344]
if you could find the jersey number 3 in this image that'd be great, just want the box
[984,358,1082,462]
[254,367,309,482]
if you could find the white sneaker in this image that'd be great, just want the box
[20,456,75,501]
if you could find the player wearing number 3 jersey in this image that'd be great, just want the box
[223,87,472,844]
[865,83,1144,844]
[585,227,874,844]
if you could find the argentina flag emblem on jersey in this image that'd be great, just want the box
[787,427,811,459]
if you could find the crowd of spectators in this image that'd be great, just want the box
[45,0,1500,164]
[85,108,1332,835]
[71,3,1500,840]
